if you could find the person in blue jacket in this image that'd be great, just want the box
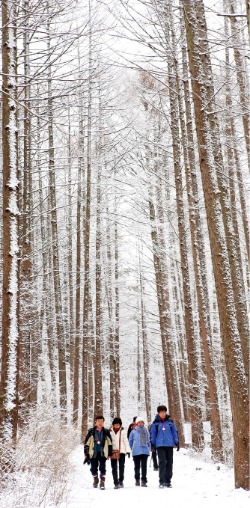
[129,416,150,487]
[150,405,179,488]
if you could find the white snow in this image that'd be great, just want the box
[55,446,249,508]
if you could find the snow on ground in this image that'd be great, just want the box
[57,446,249,508]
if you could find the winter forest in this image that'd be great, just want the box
[0,0,249,505]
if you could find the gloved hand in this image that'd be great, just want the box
[83,454,91,465]
[127,453,130,458]
[176,444,180,451]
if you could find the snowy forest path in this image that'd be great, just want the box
[56,446,249,508]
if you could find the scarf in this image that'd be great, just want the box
[137,426,148,447]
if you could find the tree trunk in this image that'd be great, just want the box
[94,137,103,416]
[139,246,151,424]
[183,0,249,489]
[148,190,184,447]
[179,15,223,460]
[0,0,19,449]
[19,0,34,416]
[73,113,84,425]
[229,0,250,170]
[47,28,67,413]
[106,205,116,419]
[165,23,204,448]
[114,205,121,416]
[82,9,92,436]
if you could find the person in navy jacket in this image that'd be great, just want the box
[150,405,179,488]
[129,416,150,487]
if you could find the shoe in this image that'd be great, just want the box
[135,479,140,486]
[100,479,105,490]
[93,476,99,488]
[141,480,147,487]
[119,481,124,488]
[153,467,159,471]
[114,484,119,489]
[165,482,172,488]
[159,484,164,489]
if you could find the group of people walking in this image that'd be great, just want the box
[84,405,179,490]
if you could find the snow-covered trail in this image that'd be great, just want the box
[58,446,249,508]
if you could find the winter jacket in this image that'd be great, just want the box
[84,427,112,459]
[110,427,131,454]
[129,426,150,457]
[150,414,179,448]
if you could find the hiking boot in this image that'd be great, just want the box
[141,480,147,487]
[93,476,99,488]
[119,481,124,488]
[100,479,105,490]
[135,479,140,486]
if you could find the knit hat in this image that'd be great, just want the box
[136,416,145,424]
[112,417,122,426]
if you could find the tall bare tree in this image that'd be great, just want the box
[183,0,249,489]
[0,0,19,451]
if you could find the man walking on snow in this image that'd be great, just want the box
[84,415,112,490]
[150,405,179,488]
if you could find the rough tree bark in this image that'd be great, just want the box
[183,0,249,489]
[0,0,19,450]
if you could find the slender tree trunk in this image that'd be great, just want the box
[165,15,204,448]
[47,28,67,413]
[247,0,250,45]
[137,305,142,413]
[0,0,19,449]
[179,15,223,460]
[229,0,250,170]
[148,191,184,446]
[114,202,121,416]
[139,246,151,424]
[18,0,33,417]
[94,137,103,416]
[73,114,84,425]
[82,5,92,436]
[106,206,116,419]
[67,103,74,386]
[37,110,55,398]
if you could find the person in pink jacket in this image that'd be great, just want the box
[110,417,131,488]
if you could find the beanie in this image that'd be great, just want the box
[112,417,122,426]
[136,416,145,424]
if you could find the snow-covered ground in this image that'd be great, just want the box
[57,446,249,508]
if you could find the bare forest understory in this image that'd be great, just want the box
[0,0,249,497]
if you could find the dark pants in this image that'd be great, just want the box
[133,454,148,482]
[90,452,106,479]
[157,447,173,484]
[152,448,158,469]
[111,453,126,485]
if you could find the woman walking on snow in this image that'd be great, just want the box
[129,416,150,487]
[110,417,131,489]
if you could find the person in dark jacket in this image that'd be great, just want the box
[84,415,112,490]
[127,416,137,439]
[150,405,179,488]
[129,416,150,487]
[148,421,158,471]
